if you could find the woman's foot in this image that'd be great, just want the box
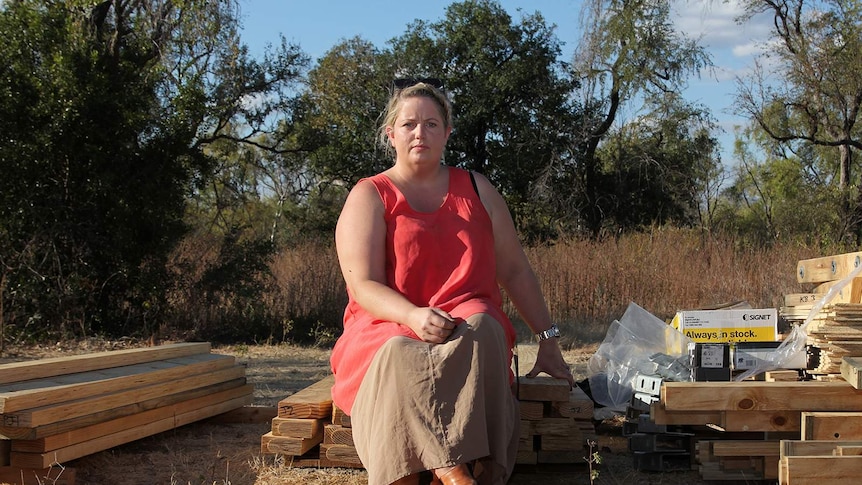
[433,464,476,485]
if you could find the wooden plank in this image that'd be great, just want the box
[661,381,862,412]
[536,450,580,464]
[540,432,584,451]
[550,386,593,420]
[270,417,325,439]
[835,445,862,456]
[712,440,779,457]
[533,418,578,437]
[802,411,862,440]
[721,409,801,433]
[260,430,322,456]
[797,252,862,284]
[277,375,333,419]
[717,456,759,471]
[321,443,362,466]
[515,449,538,465]
[323,424,354,447]
[781,439,862,457]
[267,445,362,469]
[765,370,800,382]
[0,352,235,413]
[0,378,247,440]
[784,293,825,307]
[0,465,76,485]
[518,401,545,421]
[699,462,761,480]
[9,393,253,468]
[650,402,721,426]
[11,384,253,453]
[840,356,862,389]
[782,455,862,480]
[516,377,570,402]
[331,406,351,428]
[205,405,276,424]
[811,279,862,304]
[281,447,323,468]
[0,342,211,385]
[2,365,247,428]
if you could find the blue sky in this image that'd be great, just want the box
[238,0,775,166]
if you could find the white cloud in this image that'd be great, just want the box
[672,0,773,61]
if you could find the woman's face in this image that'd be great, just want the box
[386,96,451,166]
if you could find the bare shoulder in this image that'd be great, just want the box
[469,170,506,216]
[342,178,382,212]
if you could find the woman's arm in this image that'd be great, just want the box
[335,180,455,343]
[472,172,574,386]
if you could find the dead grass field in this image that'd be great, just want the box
[0,341,714,485]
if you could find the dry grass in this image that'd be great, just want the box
[255,227,824,346]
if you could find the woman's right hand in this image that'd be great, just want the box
[407,307,457,344]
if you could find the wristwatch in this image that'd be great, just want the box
[535,323,561,342]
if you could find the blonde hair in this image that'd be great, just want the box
[377,82,453,158]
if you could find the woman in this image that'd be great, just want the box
[330,79,573,485]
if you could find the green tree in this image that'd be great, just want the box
[572,0,713,237]
[301,37,396,184]
[735,0,862,242]
[597,95,722,231]
[0,0,307,340]
[720,124,843,244]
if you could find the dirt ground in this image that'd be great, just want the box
[0,341,715,485]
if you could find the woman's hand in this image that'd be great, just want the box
[407,307,457,344]
[526,339,575,388]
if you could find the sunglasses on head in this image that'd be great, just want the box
[393,77,444,90]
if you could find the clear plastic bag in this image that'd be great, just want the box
[587,302,693,410]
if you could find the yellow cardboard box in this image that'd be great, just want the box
[671,308,778,343]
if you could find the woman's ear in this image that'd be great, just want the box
[385,125,394,142]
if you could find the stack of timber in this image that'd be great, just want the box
[0,342,253,485]
[650,361,862,483]
[260,374,362,468]
[261,374,596,469]
[783,251,862,376]
[515,376,596,465]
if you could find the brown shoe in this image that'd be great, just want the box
[434,464,476,485]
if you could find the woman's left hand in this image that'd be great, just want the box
[526,339,575,388]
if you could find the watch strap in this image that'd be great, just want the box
[536,323,561,341]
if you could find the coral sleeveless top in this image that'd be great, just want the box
[330,166,516,414]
